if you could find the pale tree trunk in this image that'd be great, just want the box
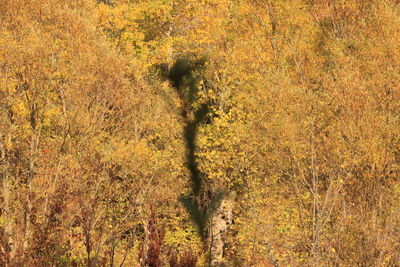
[1,138,15,266]
[22,102,42,260]
[140,218,149,267]
[0,71,11,266]
[2,172,11,263]
[209,199,233,267]
[22,130,38,258]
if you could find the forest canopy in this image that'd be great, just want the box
[1,0,400,266]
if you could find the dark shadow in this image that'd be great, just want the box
[167,59,225,242]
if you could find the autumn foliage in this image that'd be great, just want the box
[1,0,400,266]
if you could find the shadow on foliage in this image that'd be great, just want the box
[167,59,225,242]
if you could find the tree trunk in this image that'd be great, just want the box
[209,199,233,267]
